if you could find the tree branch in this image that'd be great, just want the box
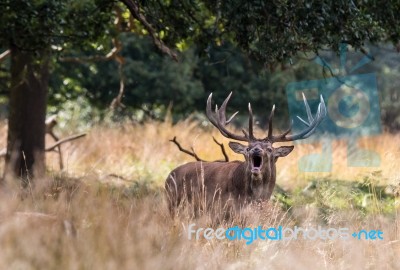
[45,133,87,152]
[109,6,127,109]
[109,58,126,109]
[59,38,122,63]
[61,6,127,110]
[0,50,10,62]
[119,0,178,61]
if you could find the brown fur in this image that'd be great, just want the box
[165,141,293,215]
[165,92,325,216]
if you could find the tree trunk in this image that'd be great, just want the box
[3,44,49,184]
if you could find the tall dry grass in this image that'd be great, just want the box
[0,119,399,269]
[43,118,400,189]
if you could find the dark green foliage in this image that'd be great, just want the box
[47,34,296,126]
[0,0,113,50]
[137,0,400,63]
[1,0,400,128]
[0,0,114,105]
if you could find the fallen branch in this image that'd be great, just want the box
[170,136,205,162]
[45,115,64,168]
[14,212,76,237]
[170,136,229,162]
[103,173,132,182]
[212,136,229,162]
[0,114,86,172]
[46,133,87,152]
[0,133,86,158]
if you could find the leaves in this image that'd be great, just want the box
[0,0,114,51]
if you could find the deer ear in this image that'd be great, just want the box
[229,142,247,154]
[274,146,294,157]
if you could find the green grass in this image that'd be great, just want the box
[273,177,397,227]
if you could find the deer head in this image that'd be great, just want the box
[206,92,326,182]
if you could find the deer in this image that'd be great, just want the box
[165,92,326,215]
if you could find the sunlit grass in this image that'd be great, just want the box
[38,118,400,189]
[0,118,399,269]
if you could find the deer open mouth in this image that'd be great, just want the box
[251,155,263,174]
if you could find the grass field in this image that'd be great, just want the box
[0,119,399,269]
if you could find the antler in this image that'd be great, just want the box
[206,92,326,143]
[266,93,326,143]
[206,92,254,142]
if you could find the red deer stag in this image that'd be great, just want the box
[165,92,326,214]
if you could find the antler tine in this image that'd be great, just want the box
[206,93,219,127]
[248,103,255,140]
[298,101,326,139]
[280,120,293,137]
[302,92,313,123]
[205,92,249,142]
[271,94,326,143]
[296,115,310,126]
[217,93,239,125]
[266,104,275,139]
[242,129,249,138]
[217,92,231,124]
[226,111,239,124]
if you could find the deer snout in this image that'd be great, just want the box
[252,147,263,155]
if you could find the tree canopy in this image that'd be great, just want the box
[132,0,400,63]
[0,0,113,50]
[1,0,400,180]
